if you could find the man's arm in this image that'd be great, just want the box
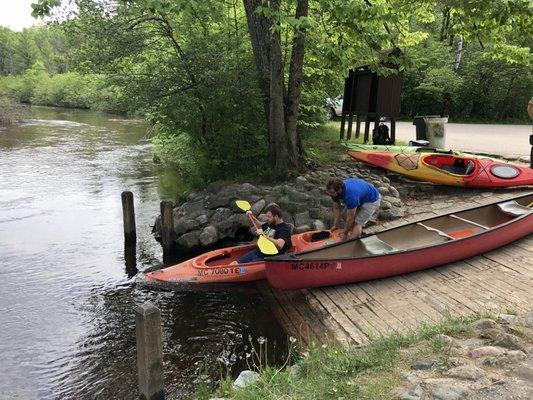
[342,208,357,238]
[267,236,285,250]
[246,210,262,230]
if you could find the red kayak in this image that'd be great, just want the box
[348,151,533,188]
[265,193,533,290]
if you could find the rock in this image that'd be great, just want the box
[435,334,455,346]
[411,357,437,370]
[382,176,390,184]
[518,155,531,164]
[289,364,301,377]
[446,365,485,381]
[378,185,389,196]
[233,370,260,389]
[195,214,210,227]
[177,200,206,218]
[311,220,326,230]
[295,176,308,185]
[383,195,402,207]
[210,208,234,223]
[513,311,533,328]
[294,211,311,227]
[515,365,533,382]
[378,207,404,221]
[320,195,333,207]
[205,194,234,209]
[251,199,266,215]
[483,350,527,367]
[257,213,268,223]
[472,319,499,332]
[309,207,323,219]
[174,218,200,236]
[294,225,311,234]
[389,186,400,198]
[288,188,310,203]
[177,230,200,249]
[392,384,424,400]
[481,329,522,350]
[497,313,518,325]
[470,346,506,358]
[380,200,392,210]
[199,225,218,247]
[422,378,470,400]
[454,338,485,349]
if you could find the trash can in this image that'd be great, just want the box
[412,115,448,148]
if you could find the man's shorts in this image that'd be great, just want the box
[355,196,381,226]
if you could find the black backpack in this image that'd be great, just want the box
[372,123,393,145]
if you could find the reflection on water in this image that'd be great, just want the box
[0,106,287,399]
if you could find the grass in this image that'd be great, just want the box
[198,313,491,400]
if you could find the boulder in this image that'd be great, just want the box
[195,214,210,227]
[251,199,266,215]
[479,328,522,350]
[482,350,526,367]
[177,200,206,218]
[389,186,400,198]
[309,207,324,219]
[205,194,234,209]
[199,225,218,247]
[378,207,404,221]
[210,207,234,223]
[177,230,200,249]
[411,357,437,370]
[233,370,260,389]
[378,185,390,196]
[422,378,470,400]
[445,365,485,381]
[380,200,392,210]
[470,346,506,358]
[174,218,200,236]
[471,318,499,332]
[295,176,308,185]
[312,220,326,230]
[294,211,311,227]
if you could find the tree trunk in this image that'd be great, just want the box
[243,0,307,170]
[285,0,308,167]
[243,0,274,160]
[453,35,463,72]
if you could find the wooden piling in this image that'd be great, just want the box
[121,191,136,243]
[136,301,164,400]
[355,115,361,138]
[363,117,371,143]
[160,201,174,255]
[390,117,396,144]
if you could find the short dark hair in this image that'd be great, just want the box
[264,204,283,218]
[326,178,343,192]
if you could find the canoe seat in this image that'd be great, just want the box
[497,201,532,217]
[360,236,397,255]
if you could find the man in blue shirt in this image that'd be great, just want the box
[326,177,381,240]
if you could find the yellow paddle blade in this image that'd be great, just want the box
[257,235,278,255]
[527,201,533,208]
[235,200,251,212]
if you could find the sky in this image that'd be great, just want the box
[0,0,42,31]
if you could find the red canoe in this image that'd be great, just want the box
[265,193,533,290]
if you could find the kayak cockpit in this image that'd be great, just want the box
[423,154,476,176]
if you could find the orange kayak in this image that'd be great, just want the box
[145,230,341,285]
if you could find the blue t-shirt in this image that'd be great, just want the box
[334,178,380,209]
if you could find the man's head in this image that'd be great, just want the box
[264,204,284,224]
[326,178,344,198]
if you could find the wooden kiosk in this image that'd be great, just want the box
[340,48,403,143]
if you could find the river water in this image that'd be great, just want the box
[0,107,287,399]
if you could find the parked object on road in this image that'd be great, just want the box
[145,230,341,285]
[347,150,533,188]
[265,193,533,290]
[413,115,448,148]
[326,95,343,119]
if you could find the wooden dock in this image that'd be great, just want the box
[258,191,533,346]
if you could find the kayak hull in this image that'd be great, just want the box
[145,230,341,285]
[265,193,533,290]
[343,143,464,155]
[348,151,533,188]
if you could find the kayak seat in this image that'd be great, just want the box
[465,160,475,175]
[360,236,397,255]
[497,201,532,217]
[442,164,466,174]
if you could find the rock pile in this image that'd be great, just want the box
[153,162,405,252]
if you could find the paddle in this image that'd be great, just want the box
[235,200,278,255]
